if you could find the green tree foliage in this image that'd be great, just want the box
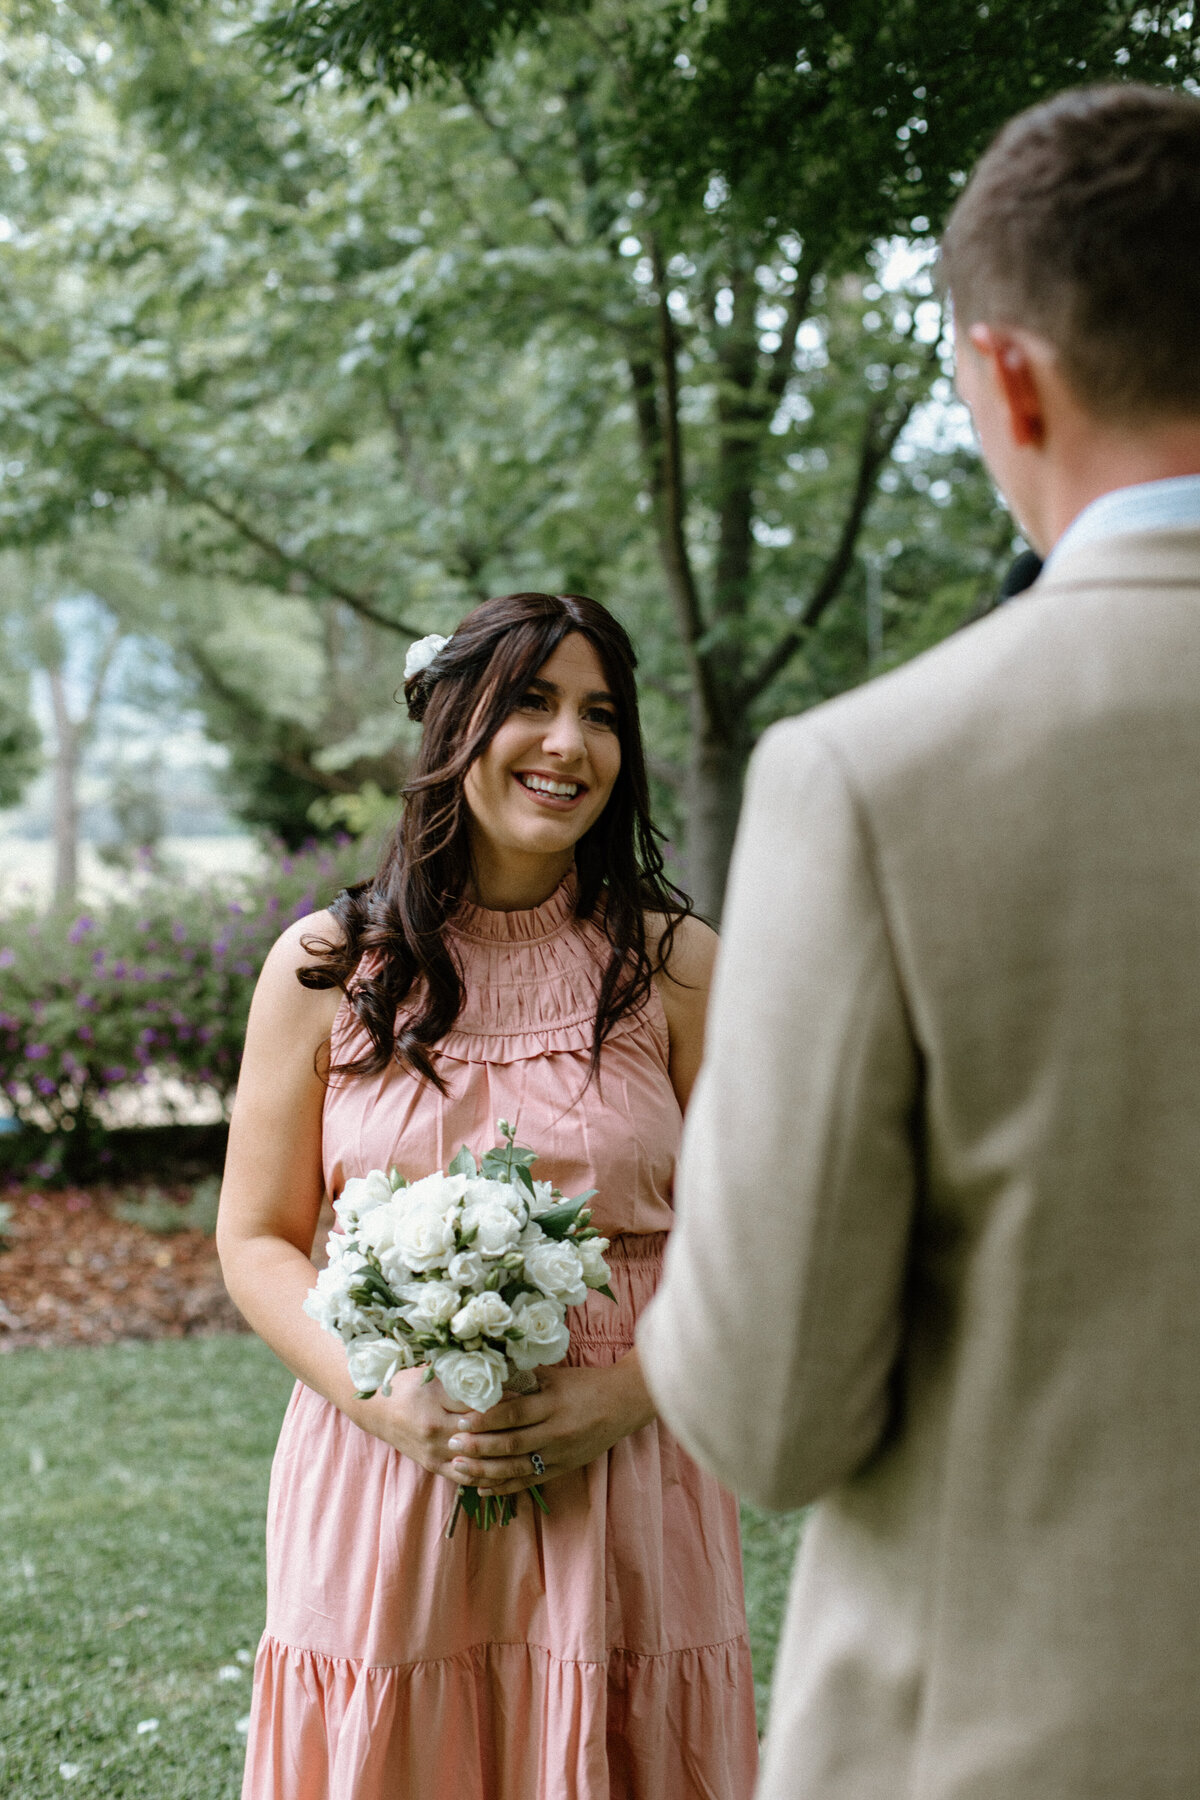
[3,1,1195,907]
[0,657,41,811]
[255,0,1199,909]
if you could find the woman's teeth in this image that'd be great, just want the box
[518,774,581,798]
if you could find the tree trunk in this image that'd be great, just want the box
[684,729,749,924]
[48,665,79,907]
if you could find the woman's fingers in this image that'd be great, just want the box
[451,1422,546,1461]
[454,1393,546,1435]
[448,1407,550,1456]
[470,1455,551,1497]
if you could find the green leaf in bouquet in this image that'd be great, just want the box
[481,1142,538,1181]
[535,1194,594,1239]
[594,1284,617,1303]
[515,1164,536,1199]
[388,1168,408,1190]
[449,1146,478,1178]
[459,1486,483,1526]
[484,1267,506,1291]
[349,1266,403,1308]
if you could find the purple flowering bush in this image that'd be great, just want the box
[0,838,373,1143]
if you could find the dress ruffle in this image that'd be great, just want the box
[336,876,670,1067]
[248,1632,754,1800]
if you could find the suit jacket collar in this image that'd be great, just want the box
[1030,526,1200,597]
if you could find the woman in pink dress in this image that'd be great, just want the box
[218,591,759,1799]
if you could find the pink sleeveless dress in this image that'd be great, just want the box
[242,877,760,1800]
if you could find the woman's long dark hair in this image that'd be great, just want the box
[299,592,692,1090]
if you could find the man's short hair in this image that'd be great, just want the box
[941,84,1200,422]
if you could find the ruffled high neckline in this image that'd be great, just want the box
[450,871,578,945]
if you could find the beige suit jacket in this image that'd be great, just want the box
[638,529,1200,1800]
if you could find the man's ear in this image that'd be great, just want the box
[967,324,1047,449]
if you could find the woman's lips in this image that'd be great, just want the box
[514,772,587,806]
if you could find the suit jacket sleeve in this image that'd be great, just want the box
[637,718,920,1509]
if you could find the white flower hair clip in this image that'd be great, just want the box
[404,633,450,683]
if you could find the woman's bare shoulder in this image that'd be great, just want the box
[647,911,719,989]
[252,909,346,1037]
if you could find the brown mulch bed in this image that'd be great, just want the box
[0,1181,250,1351]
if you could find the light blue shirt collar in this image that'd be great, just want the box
[1048,474,1200,566]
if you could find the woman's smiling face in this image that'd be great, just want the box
[463,632,622,878]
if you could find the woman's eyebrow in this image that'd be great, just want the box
[527,677,617,705]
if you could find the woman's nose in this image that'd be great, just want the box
[541,707,585,760]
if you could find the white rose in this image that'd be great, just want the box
[506,1293,570,1370]
[447,1249,486,1293]
[402,1170,468,1212]
[303,1248,369,1331]
[357,1201,404,1256]
[393,1198,459,1272]
[433,1346,507,1412]
[577,1237,611,1290]
[522,1239,587,1306]
[346,1335,413,1396]
[333,1168,394,1229]
[450,1291,514,1343]
[461,1199,522,1256]
[404,632,449,681]
[376,1244,415,1289]
[465,1176,527,1219]
[398,1278,460,1331]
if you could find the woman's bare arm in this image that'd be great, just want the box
[216,913,468,1479]
[654,912,720,1114]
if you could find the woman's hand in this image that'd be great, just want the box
[442,1350,657,1499]
[361,1369,473,1481]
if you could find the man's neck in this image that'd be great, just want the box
[1036,416,1200,553]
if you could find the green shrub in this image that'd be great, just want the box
[0,837,373,1150]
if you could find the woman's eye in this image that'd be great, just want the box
[517,691,548,710]
[586,708,618,730]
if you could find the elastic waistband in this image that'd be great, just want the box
[602,1231,668,1262]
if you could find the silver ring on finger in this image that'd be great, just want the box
[530,1451,547,1477]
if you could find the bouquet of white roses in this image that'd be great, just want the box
[304,1121,613,1531]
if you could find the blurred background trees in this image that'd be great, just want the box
[2,0,1196,914]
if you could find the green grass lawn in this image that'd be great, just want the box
[1,1338,802,1795]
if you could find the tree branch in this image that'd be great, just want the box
[0,336,426,639]
[626,319,723,738]
[186,640,364,796]
[460,86,578,250]
[765,268,816,405]
[80,619,123,738]
[738,385,923,708]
